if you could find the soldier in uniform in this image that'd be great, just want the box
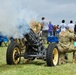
[57,27,76,64]
[30,20,41,34]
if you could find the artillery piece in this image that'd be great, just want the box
[6,29,59,66]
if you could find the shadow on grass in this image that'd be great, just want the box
[22,59,45,66]
[24,60,46,66]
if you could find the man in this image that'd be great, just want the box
[68,20,74,32]
[57,28,76,64]
[41,17,49,43]
[48,21,54,36]
[59,20,67,31]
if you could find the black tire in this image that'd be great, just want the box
[46,43,59,66]
[6,41,21,65]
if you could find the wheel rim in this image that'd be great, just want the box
[13,47,20,64]
[53,48,58,66]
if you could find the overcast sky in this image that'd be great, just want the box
[0,0,76,25]
[21,0,76,25]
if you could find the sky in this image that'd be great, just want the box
[15,0,76,25]
[0,0,76,24]
[0,0,76,38]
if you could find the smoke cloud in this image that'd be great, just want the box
[0,0,38,38]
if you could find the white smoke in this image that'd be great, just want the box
[0,0,38,39]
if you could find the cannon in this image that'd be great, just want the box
[6,29,59,66]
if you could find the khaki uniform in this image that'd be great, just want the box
[57,30,76,53]
[30,21,41,34]
[57,29,76,64]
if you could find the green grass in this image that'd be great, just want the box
[0,47,76,75]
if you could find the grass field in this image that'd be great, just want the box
[0,46,76,75]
